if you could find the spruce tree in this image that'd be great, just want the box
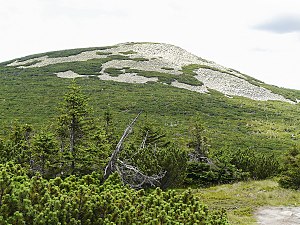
[31,131,59,178]
[57,81,91,175]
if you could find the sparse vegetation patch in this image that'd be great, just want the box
[119,50,138,55]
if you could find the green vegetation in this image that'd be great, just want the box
[161,67,174,71]
[279,146,300,189]
[46,46,115,58]
[104,68,124,76]
[181,63,300,102]
[260,83,300,102]
[0,83,231,223]
[0,163,228,224]
[0,62,299,155]
[119,50,137,55]
[0,83,189,188]
[181,64,203,76]
[123,68,203,86]
[182,64,232,77]
[176,75,203,86]
[0,46,116,66]
[132,57,149,62]
[2,45,300,223]
[96,52,112,56]
[124,68,175,84]
[194,179,300,224]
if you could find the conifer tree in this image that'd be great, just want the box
[57,81,91,174]
[6,122,33,167]
[31,131,59,177]
[188,119,209,161]
[279,146,300,189]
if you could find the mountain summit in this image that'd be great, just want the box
[5,42,294,103]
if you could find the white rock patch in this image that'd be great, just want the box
[256,207,300,225]
[101,59,182,75]
[8,51,106,68]
[56,70,158,84]
[195,68,293,103]
[98,73,158,84]
[56,70,88,79]
[6,43,239,78]
[119,43,203,66]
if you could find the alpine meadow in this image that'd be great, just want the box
[1,42,300,224]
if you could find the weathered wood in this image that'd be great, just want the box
[103,112,165,188]
[104,112,141,180]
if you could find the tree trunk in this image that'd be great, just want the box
[70,116,75,173]
[104,112,141,180]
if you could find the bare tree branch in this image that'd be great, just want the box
[104,112,141,180]
[117,160,165,189]
[140,130,149,149]
[103,112,165,188]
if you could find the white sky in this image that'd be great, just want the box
[1,0,300,90]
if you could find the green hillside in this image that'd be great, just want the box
[2,42,300,224]
[1,42,300,154]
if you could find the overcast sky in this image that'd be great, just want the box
[1,0,300,90]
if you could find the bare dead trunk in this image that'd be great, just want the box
[103,112,165,189]
[104,112,141,180]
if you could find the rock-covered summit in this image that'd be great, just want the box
[6,42,294,103]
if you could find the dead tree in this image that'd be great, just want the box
[103,112,165,189]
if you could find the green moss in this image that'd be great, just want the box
[132,57,149,62]
[104,68,124,76]
[109,55,131,60]
[96,52,112,56]
[119,50,137,55]
[124,69,174,84]
[181,64,203,76]
[161,67,174,71]
[176,76,203,86]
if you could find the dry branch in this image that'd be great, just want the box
[103,112,165,188]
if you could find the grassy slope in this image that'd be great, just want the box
[2,47,300,225]
[1,51,300,154]
[191,179,300,224]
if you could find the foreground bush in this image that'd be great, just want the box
[185,161,247,187]
[279,147,300,189]
[0,163,228,224]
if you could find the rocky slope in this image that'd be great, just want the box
[6,42,294,103]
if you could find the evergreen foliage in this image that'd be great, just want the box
[1,122,33,166]
[55,82,113,176]
[0,79,297,222]
[0,164,228,224]
[185,117,279,186]
[187,117,209,160]
[57,81,92,174]
[3,44,300,222]
[185,161,246,187]
[31,131,60,177]
[121,123,188,189]
[279,146,300,189]
[222,148,280,180]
